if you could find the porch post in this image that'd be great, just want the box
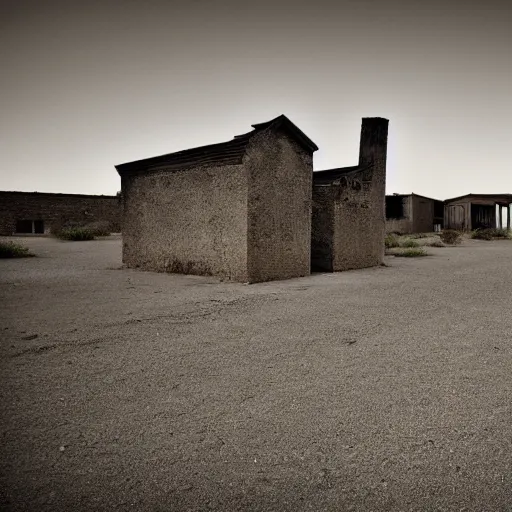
[508,204,511,230]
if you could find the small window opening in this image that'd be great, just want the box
[386,196,405,219]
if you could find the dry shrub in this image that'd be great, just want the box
[83,221,112,237]
[472,228,511,240]
[400,238,419,248]
[57,228,95,241]
[0,241,35,258]
[440,230,462,245]
[385,234,400,249]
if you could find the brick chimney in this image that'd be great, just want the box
[358,117,389,167]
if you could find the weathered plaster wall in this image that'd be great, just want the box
[0,192,121,236]
[245,130,313,283]
[331,167,384,270]
[121,164,248,281]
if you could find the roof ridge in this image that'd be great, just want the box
[251,115,318,153]
[116,115,318,175]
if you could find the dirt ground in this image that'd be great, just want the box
[1,235,511,511]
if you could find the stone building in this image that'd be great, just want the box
[0,191,121,236]
[116,115,318,283]
[311,118,389,272]
[444,193,512,231]
[385,193,444,234]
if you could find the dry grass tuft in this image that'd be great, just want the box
[394,247,428,257]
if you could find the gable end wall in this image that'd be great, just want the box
[245,129,313,283]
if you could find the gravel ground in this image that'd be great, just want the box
[1,235,511,511]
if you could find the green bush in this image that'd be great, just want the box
[385,234,400,249]
[57,227,95,241]
[471,229,493,240]
[492,228,512,239]
[394,247,428,257]
[400,238,420,248]
[83,221,111,237]
[0,241,35,258]
[472,228,511,240]
[440,230,462,245]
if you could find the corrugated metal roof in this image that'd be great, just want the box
[312,164,371,185]
[115,133,252,175]
[384,193,443,202]
[0,191,117,199]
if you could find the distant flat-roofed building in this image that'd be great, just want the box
[385,193,444,234]
[444,193,512,231]
[0,191,121,236]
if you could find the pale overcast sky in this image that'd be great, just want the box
[0,0,510,199]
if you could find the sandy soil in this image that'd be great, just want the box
[1,235,512,511]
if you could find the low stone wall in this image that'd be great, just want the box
[0,191,122,235]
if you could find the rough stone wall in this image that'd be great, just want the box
[245,129,313,283]
[385,195,413,234]
[311,185,335,271]
[0,192,121,236]
[121,164,249,281]
[329,167,383,270]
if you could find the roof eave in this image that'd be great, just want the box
[444,193,512,203]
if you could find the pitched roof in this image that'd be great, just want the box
[250,115,319,153]
[116,134,252,176]
[116,115,318,176]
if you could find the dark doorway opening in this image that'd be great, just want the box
[34,220,45,234]
[471,204,495,229]
[433,200,444,230]
[311,198,334,272]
